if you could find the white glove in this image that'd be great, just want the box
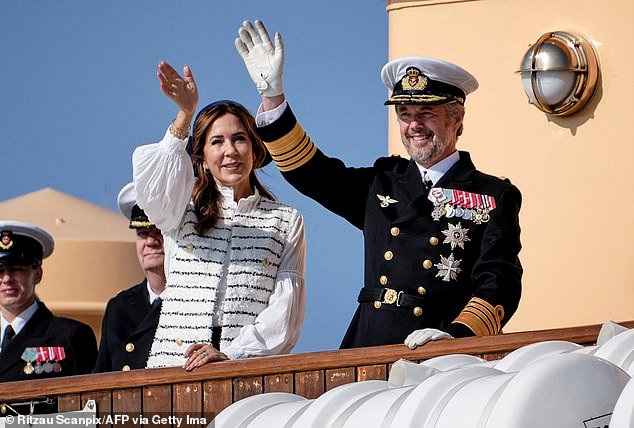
[235,19,284,97]
[404,328,453,349]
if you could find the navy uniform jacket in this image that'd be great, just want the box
[94,280,160,372]
[258,106,522,348]
[0,302,97,382]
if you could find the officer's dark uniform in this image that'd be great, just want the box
[94,183,164,372]
[0,222,97,382]
[0,301,97,382]
[257,59,522,348]
[94,280,161,372]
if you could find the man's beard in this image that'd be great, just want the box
[404,130,451,166]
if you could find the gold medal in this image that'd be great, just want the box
[23,362,34,375]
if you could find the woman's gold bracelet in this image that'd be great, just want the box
[169,121,189,140]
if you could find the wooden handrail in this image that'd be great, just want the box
[1,320,630,401]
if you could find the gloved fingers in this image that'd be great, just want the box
[430,331,453,341]
[254,19,273,49]
[274,32,284,59]
[235,38,249,59]
[238,26,254,51]
[243,20,262,46]
[405,330,432,349]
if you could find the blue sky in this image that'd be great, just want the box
[0,1,388,353]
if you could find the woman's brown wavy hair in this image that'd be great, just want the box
[190,101,274,235]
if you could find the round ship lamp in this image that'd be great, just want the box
[518,31,599,116]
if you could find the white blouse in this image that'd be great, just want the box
[132,129,306,360]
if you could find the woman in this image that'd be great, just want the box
[133,61,306,370]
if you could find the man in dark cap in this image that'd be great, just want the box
[0,221,97,382]
[235,20,522,349]
[94,183,166,372]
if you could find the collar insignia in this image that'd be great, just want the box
[377,194,398,208]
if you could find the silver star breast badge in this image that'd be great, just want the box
[441,222,471,250]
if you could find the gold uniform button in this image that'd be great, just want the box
[423,259,433,269]
[429,236,439,246]
[263,258,271,267]
[186,243,194,252]
[413,307,423,317]
[125,343,135,353]
[374,301,382,309]
[384,250,394,261]
[390,227,400,237]
[379,275,388,286]
[176,339,183,346]
[417,286,426,295]
[122,365,131,371]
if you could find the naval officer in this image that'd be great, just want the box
[0,221,97,382]
[235,20,522,349]
[94,183,166,372]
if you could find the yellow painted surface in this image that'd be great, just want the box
[386,0,634,331]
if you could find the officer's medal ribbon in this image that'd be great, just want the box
[52,347,65,372]
[33,347,47,374]
[21,347,37,375]
[428,188,496,223]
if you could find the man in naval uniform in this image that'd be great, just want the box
[94,183,166,372]
[0,221,97,382]
[235,20,522,349]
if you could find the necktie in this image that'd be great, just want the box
[151,297,162,311]
[1,325,15,352]
[423,171,433,192]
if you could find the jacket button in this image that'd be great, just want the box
[263,258,271,267]
[413,307,423,316]
[384,251,393,261]
[423,259,433,269]
[417,286,426,295]
[379,275,388,286]
[125,343,135,353]
[176,339,183,346]
[429,236,439,246]
[186,243,194,253]
[390,227,400,237]
[122,365,131,371]
[374,301,382,309]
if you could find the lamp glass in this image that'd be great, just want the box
[533,71,576,105]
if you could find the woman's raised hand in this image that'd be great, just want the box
[157,61,198,123]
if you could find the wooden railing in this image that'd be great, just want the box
[0,321,631,425]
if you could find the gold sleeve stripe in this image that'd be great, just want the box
[271,133,313,165]
[264,122,317,172]
[454,297,505,336]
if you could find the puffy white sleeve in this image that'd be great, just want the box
[222,209,307,359]
[132,129,195,233]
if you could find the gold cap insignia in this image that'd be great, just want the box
[0,232,13,250]
[402,67,428,91]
